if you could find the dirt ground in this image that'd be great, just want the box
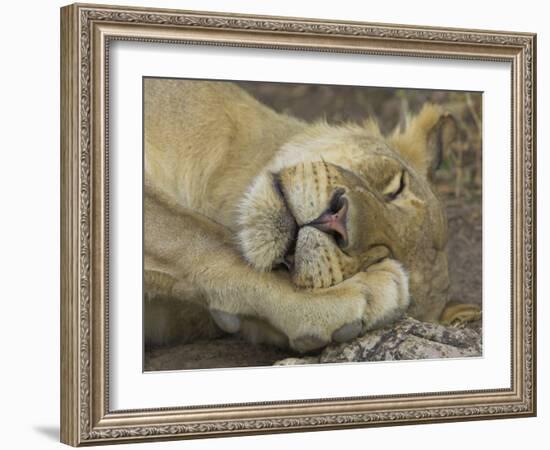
[144,81,483,371]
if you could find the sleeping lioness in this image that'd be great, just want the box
[144,79,478,353]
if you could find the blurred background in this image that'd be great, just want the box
[237,81,482,202]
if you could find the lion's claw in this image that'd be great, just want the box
[291,335,328,353]
[210,309,241,333]
[332,320,363,343]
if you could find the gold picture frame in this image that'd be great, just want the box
[60,2,536,446]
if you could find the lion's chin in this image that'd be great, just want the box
[290,227,347,289]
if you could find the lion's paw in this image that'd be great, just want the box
[332,320,363,343]
[283,272,373,353]
[289,320,363,354]
[207,260,409,354]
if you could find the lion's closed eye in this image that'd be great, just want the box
[383,170,407,201]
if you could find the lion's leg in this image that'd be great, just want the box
[143,268,223,347]
[144,268,287,348]
[144,293,224,348]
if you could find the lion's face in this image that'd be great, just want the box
[238,105,455,315]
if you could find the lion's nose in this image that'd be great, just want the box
[308,190,349,248]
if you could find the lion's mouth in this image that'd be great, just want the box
[281,231,297,271]
[271,174,351,287]
[272,173,298,272]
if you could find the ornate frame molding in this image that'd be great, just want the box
[60,3,536,446]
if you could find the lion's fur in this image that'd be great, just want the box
[143,79,457,351]
[145,79,305,227]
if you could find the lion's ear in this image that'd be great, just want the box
[389,104,457,179]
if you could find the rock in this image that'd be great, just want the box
[275,356,320,366]
[274,317,481,365]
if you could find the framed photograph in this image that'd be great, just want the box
[60,3,536,446]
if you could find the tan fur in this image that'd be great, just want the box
[143,79,458,352]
